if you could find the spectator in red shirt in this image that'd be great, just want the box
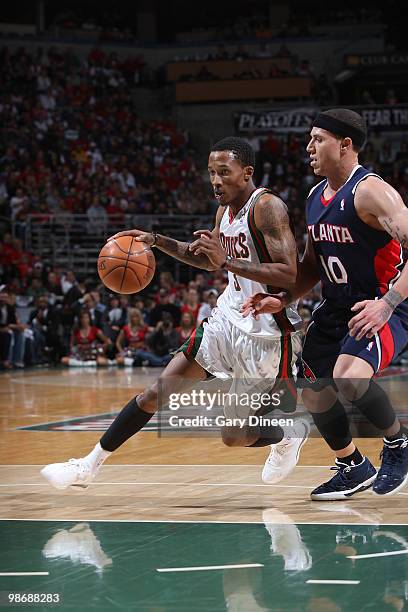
[115,308,148,366]
[175,311,195,343]
[62,310,110,367]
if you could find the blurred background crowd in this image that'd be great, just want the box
[1,0,407,369]
[0,267,223,368]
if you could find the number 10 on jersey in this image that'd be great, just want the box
[319,254,348,284]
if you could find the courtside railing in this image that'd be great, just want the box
[19,213,214,275]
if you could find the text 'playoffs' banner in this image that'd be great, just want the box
[234,106,408,133]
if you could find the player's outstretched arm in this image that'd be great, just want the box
[289,232,321,301]
[108,207,225,271]
[349,178,408,340]
[241,292,287,318]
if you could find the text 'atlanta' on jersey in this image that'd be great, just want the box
[302,164,408,379]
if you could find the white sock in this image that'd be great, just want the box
[83,443,111,471]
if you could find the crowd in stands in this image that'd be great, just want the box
[0,45,215,245]
[174,42,287,62]
[0,267,226,370]
[15,1,383,46]
[51,10,138,44]
[0,43,217,370]
[175,4,383,44]
[174,42,311,70]
[176,11,273,45]
[1,41,408,370]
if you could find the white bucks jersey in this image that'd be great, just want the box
[216,187,301,337]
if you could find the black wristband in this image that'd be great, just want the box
[151,232,158,247]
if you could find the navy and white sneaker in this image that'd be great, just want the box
[310,457,377,501]
[372,435,408,496]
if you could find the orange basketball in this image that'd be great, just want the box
[97,235,155,294]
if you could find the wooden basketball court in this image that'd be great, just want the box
[1,366,407,609]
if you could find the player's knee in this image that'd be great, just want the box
[137,385,158,413]
[302,388,324,412]
[335,377,369,402]
[333,363,369,401]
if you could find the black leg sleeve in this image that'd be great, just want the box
[100,397,153,452]
[353,380,397,432]
[310,399,352,451]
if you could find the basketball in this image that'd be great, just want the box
[97,235,155,294]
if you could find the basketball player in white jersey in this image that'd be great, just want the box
[41,137,309,491]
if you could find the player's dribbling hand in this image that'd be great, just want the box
[189,229,226,268]
[241,292,287,319]
[349,298,393,340]
[108,229,154,246]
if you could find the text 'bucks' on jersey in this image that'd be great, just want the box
[307,165,405,311]
[216,187,301,337]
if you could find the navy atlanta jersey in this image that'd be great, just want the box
[306,165,404,307]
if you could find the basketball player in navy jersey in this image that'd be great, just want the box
[242,108,408,498]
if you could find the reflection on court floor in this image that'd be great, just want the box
[1,518,407,610]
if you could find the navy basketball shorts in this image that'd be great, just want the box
[301,310,408,385]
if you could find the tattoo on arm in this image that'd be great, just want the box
[226,258,290,286]
[380,216,408,247]
[383,287,404,311]
[155,234,212,269]
[154,207,224,270]
[377,301,394,325]
[257,196,298,273]
[226,196,297,287]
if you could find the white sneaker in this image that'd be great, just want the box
[43,523,112,573]
[262,418,309,484]
[41,458,96,490]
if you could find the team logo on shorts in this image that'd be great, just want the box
[302,359,317,383]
